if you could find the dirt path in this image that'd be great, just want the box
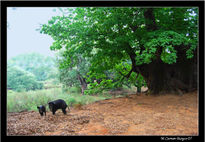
[7,91,198,136]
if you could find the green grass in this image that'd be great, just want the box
[7,87,112,112]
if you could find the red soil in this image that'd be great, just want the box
[7,91,198,136]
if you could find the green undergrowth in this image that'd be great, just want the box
[7,87,112,112]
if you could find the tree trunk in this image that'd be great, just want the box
[77,73,87,95]
[139,59,197,95]
[137,87,141,93]
[126,40,197,95]
[128,8,198,95]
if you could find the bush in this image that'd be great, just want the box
[84,88,97,95]
[68,97,77,106]
[62,86,81,94]
[7,65,43,92]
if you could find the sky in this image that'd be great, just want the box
[7,7,65,59]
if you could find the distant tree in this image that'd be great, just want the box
[56,50,90,95]
[7,65,43,91]
[8,53,56,81]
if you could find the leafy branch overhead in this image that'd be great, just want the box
[40,7,198,95]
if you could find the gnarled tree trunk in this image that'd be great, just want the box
[139,59,197,95]
[126,8,197,95]
[77,73,87,95]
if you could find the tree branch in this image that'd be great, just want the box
[143,8,158,31]
[119,68,133,81]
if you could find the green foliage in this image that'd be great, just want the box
[85,59,146,95]
[7,65,43,91]
[113,61,146,88]
[7,88,60,112]
[7,53,60,91]
[40,7,198,91]
[8,53,57,81]
[85,80,113,95]
[56,50,90,88]
[68,97,77,106]
[43,79,61,89]
[130,72,146,88]
[7,88,111,112]
[84,88,100,95]
[85,67,123,95]
[141,30,192,64]
[62,86,81,94]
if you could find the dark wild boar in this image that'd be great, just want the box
[37,105,46,116]
[48,99,68,115]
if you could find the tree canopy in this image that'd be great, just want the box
[8,53,57,81]
[7,53,59,91]
[7,65,43,91]
[40,7,198,95]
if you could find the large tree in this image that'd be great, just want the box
[40,7,198,95]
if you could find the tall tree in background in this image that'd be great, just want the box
[57,50,90,94]
[41,7,198,95]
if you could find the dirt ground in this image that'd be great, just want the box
[7,91,198,136]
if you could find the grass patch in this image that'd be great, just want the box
[7,87,111,112]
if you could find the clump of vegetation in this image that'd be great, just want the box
[7,53,59,92]
[7,87,111,113]
[8,53,57,81]
[7,88,59,112]
[7,65,43,92]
